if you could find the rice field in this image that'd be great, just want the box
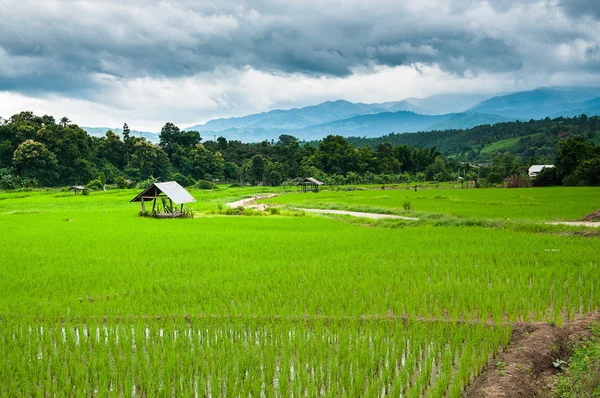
[0,186,598,396]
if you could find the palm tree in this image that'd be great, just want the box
[60,117,71,127]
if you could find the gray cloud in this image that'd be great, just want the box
[0,0,599,99]
[558,0,600,18]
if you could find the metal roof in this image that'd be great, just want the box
[130,181,196,204]
[528,165,554,173]
[299,177,324,185]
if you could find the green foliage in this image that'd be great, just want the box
[86,179,103,191]
[554,324,600,397]
[114,176,127,189]
[196,179,218,189]
[172,172,195,187]
[2,113,600,191]
[135,177,159,190]
[98,172,106,187]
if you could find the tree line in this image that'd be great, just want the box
[0,111,598,189]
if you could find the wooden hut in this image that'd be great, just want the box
[130,181,196,218]
[297,177,324,192]
[68,185,86,195]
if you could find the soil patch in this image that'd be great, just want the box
[466,313,600,397]
[582,209,600,222]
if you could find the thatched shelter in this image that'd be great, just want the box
[130,181,196,218]
[297,177,324,192]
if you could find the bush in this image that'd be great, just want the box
[136,177,159,190]
[196,180,218,190]
[403,201,412,211]
[172,173,194,187]
[86,179,104,191]
[115,176,127,189]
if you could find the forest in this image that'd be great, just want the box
[0,112,598,189]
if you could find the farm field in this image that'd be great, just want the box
[263,186,600,221]
[0,186,599,396]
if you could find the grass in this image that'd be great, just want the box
[0,185,598,396]
[554,323,600,397]
[263,186,600,221]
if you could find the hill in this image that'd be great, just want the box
[344,115,600,162]
[467,87,600,119]
[298,111,510,140]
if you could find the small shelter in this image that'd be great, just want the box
[528,165,554,178]
[68,186,86,195]
[130,181,196,218]
[297,177,324,192]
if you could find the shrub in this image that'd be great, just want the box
[196,180,218,190]
[172,173,194,187]
[86,179,104,191]
[403,201,412,211]
[115,176,127,189]
[136,177,159,190]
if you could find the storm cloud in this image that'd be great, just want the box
[0,0,599,129]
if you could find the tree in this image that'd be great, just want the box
[123,123,131,165]
[250,154,266,185]
[555,136,594,181]
[12,140,59,186]
[98,172,107,190]
[59,117,71,128]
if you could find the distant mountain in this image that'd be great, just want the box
[184,93,510,141]
[298,111,510,140]
[467,87,600,119]
[185,99,426,132]
[403,93,492,115]
[82,127,160,143]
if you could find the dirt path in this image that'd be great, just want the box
[226,194,278,208]
[466,313,600,397]
[295,208,419,220]
[225,195,419,220]
[546,221,600,227]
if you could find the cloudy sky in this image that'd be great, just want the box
[1,0,599,131]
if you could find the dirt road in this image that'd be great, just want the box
[296,208,418,220]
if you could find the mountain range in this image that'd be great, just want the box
[83,86,600,143]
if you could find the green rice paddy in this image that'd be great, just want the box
[0,186,598,396]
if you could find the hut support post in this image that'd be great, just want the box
[170,199,174,218]
[180,204,183,213]
[152,197,157,213]
[141,197,145,213]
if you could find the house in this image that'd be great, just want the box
[297,177,324,192]
[130,181,196,218]
[528,165,554,178]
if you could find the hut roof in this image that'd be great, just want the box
[69,185,86,190]
[298,177,324,186]
[130,181,196,204]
